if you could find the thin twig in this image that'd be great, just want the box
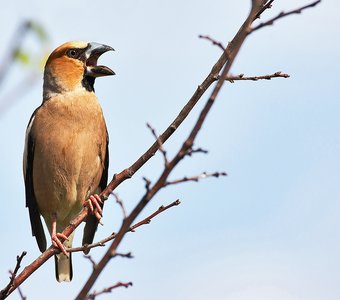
[186,147,209,157]
[9,273,26,300]
[112,252,134,259]
[84,255,97,271]
[87,282,133,299]
[253,0,275,21]
[16,286,26,300]
[130,199,181,231]
[165,172,227,187]
[252,0,321,32]
[70,236,110,253]
[143,177,151,192]
[198,35,225,51]
[146,123,168,166]
[68,199,181,253]
[112,193,127,219]
[0,252,27,299]
[223,71,289,83]
[9,271,26,300]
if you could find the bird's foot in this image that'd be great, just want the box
[84,194,103,222]
[52,233,69,256]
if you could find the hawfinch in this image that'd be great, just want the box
[23,41,114,282]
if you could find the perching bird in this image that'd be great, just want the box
[23,41,114,282]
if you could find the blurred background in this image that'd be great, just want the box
[1,1,339,299]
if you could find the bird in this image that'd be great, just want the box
[23,41,114,282]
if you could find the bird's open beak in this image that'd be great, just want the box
[85,42,115,77]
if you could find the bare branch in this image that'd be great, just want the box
[130,199,181,231]
[253,0,275,21]
[87,282,133,299]
[69,237,110,253]
[0,252,27,299]
[68,199,181,253]
[165,172,227,187]
[8,273,26,300]
[84,255,97,271]
[252,0,321,32]
[112,193,127,219]
[186,147,209,157]
[224,71,289,83]
[2,1,320,298]
[112,252,134,259]
[198,35,225,51]
[75,2,277,298]
[142,177,151,192]
[146,123,168,166]
[16,285,26,300]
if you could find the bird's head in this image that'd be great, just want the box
[43,41,115,100]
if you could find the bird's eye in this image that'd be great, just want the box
[67,49,78,58]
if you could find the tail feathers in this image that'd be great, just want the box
[82,213,101,254]
[55,253,72,282]
[54,232,74,282]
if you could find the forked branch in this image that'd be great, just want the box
[0,252,27,299]
[252,0,321,32]
[87,282,133,300]
[69,199,181,253]
[0,0,320,298]
[165,172,227,186]
[75,1,270,298]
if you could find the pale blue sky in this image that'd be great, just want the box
[1,1,339,299]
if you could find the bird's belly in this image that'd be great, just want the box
[33,128,103,227]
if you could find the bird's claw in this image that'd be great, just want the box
[84,194,103,221]
[52,233,69,256]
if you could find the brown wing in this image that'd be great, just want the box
[82,132,109,254]
[24,110,47,252]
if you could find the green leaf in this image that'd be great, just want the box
[13,49,30,65]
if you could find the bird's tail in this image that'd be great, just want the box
[54,232,74,282]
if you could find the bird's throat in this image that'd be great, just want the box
[82,75,95,93]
